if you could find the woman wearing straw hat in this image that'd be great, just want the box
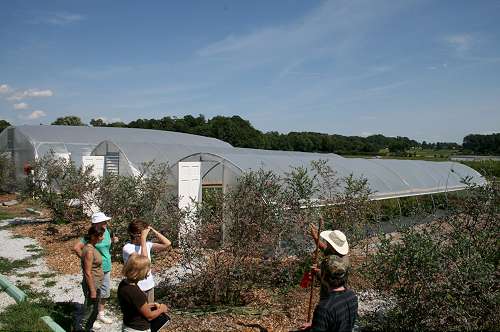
[74,212,118,328]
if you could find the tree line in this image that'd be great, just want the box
[0,116,498,155]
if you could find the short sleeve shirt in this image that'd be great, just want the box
[117,279,149,331]
[311,289,358,332]
[81,228,112,273]
[122,241,154,291]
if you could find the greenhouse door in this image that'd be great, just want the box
[81,156,105,216]
[82,156,105,178]
[178,162,202,210]
[178,162,202,242]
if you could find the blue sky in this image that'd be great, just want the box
[1,0,499,143]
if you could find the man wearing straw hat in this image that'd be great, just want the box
[301,254,358,331]
[299,226,357,331]
[310,227,351,299]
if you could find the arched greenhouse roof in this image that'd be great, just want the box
[91,139,486,200]
[0,125,231,163]
[3,125,232,149]
[91,140,229,176]
[174,147,486,200]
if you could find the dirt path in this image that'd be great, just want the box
[0,217,123,331]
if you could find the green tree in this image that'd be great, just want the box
[52,116,86,126]
[463,133,500,155]
[0,119,11,133]
[90,118,106,127]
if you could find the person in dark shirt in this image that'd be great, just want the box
[118,253,169,332]
[310,225,351,300]
[301,255,358,332]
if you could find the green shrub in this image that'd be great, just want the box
[25,153,98,223]
[0,153,16,193]
[365,180,500,331]
[160,161,374,307]
[95,162,185,257]
[461,160,500,178]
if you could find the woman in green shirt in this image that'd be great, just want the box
[74,212,118,326]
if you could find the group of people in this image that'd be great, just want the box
[73,212,171,332]
[73,212,358,332]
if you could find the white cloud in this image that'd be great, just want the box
[360,132,373,137]
[0,84,11,94]
[444,34,473,52]
[13,102,29,110]
[26,110,47,119]
[33,12,85,25]
[197,0,405,62]
[7,88,54,101]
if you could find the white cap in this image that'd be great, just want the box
[91,212,111,224]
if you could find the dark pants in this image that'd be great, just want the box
[80,282,101,331]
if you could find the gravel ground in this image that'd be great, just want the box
[0,218,123,331]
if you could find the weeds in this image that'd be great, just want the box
[0,257,33,274]
[364,181,500,331]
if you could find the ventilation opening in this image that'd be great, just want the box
[104,152,119,175]
[7,128,14,150]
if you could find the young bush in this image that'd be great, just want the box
[161,160,374,307]
[0,153,16,193]
[365,180,500,331]
[310,160,377,246]
[95,162,184,256]
[26,154,98,223]
[166,168,311,307]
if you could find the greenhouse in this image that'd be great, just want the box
[0,125,231,180]
[173,148,486,200]
[89,141,486,206]
[0,124,486,206]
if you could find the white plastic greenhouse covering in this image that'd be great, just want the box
[0,125,232,180]
[91,140,231,178]
[91,141,486,200]
[175,148,486,200]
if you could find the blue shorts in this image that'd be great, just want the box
[100,271,111,298]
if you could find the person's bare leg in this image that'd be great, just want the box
[98,299,105,313]
[97,299,112,324]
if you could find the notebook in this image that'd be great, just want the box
[151,312,171,332]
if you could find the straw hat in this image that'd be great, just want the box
[320,230,349,255]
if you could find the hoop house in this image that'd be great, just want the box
[90,139,486,201]
[172,147,486,200]
[0,125,231,181]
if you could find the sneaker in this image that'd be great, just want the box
[98,313,113,324]
[92,320,102,330]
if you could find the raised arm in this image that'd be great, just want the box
[310,224,327,251]
[150,227,171,252]
[140,227,151,258]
